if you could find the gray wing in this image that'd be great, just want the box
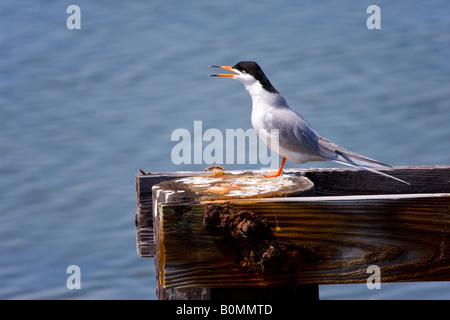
[266,106,409,184]
[267,107,326,160]
[271,107,392,169]
[317,136,393,170]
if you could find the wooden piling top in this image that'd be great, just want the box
[154,172,314,201]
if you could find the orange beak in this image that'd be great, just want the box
[209,65,238,77]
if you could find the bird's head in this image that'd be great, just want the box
[209,61,278,94]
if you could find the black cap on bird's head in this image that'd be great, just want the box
[209,61,279,94]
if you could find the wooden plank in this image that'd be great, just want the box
[136,165,450,257]
[301,165,450,196]
[156,193,450,289]
[136,171,208,257]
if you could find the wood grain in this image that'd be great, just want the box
[157,193,450,288]
[151,173,315,299]
[136,165,450,257]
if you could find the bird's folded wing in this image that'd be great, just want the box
[317,137,392,170]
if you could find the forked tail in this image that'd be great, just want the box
[333,151,410,185]
[318,137,410,185]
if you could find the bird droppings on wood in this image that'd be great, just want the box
[171,172,314,200]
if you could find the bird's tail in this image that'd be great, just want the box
[318,137,410,185]
[332,155,410,185]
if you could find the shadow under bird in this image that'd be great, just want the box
[209,61,409,185]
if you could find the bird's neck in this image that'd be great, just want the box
[245,81,281,106]
[244,81,286,111]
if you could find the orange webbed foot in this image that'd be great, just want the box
[263,157,286,178]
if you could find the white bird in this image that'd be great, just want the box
[210,61,409,184]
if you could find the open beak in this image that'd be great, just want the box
[209,65,238,77]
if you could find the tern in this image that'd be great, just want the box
[210,61,409,185]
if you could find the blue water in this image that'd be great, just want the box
[0,0,449,299]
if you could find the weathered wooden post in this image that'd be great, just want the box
[152,171,317,300]
[136,166,450,300]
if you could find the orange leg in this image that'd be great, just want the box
[264,157,286,178]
